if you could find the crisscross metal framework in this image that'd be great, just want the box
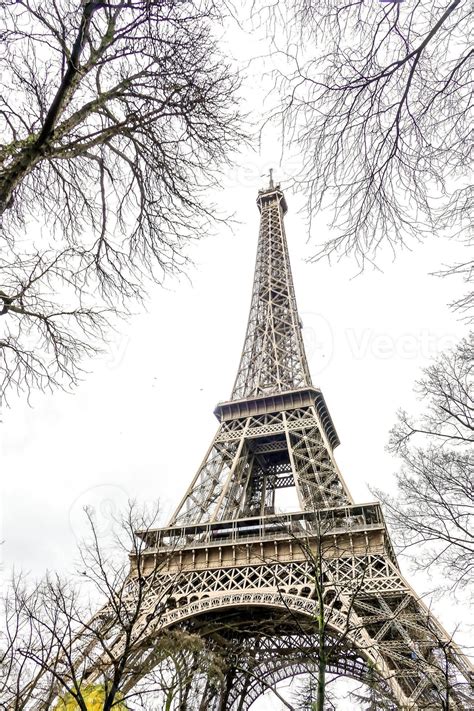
[80,184,473,709]
[231,187,312,399]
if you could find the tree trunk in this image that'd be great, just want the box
[218,668,235,711]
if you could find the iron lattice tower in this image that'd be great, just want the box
[97,184,472,708]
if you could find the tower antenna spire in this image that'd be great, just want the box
[269,167,274,188]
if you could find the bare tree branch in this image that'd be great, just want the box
[0,0,244,402]
[259,0,473,308]
[0,502,227,710]
[377,334,474,595]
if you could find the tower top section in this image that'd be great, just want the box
[256,184,288,215]
[256,172,288,214]
[230,183,312,400]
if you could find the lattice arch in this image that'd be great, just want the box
[100,582,459,708]
[160,592,369,644]
[111,594,397,706]
[226,657,394,711]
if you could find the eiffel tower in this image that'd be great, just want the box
[117,181,472,708]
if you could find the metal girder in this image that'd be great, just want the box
[169,405,353,525]
[231,187,312,400]
[72,183,473,710]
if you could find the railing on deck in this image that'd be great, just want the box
[135,503,386,553]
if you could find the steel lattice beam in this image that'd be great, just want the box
[72,182,473,710]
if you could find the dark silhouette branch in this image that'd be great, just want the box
[0,0,243,403]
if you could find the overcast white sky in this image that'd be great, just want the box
[1,9,472,711]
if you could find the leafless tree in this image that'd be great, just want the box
[258,0,472,310]
[0,0,243,403]
[377,333,473,595]
[0,502,225,710]
[416,615,474,711]
[350,668,399,711]
[149,629,225,711]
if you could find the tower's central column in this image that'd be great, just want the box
[232,185,312,400]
